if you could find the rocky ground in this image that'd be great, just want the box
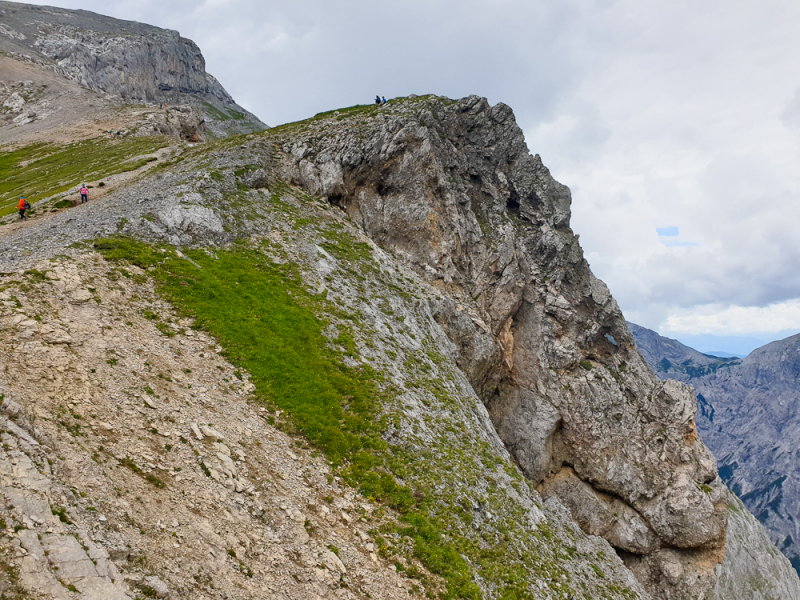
[0,88,797,600]
[0,252,428,599]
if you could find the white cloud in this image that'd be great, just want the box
[663,300,800,336]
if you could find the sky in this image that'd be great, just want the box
[22,0,800,354]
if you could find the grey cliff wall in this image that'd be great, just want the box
[35,24,225,103]
[0,0,265,135]
[269,95,728,600]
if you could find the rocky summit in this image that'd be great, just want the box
[0,4,797,599]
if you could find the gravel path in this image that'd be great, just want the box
[0,169,178,272]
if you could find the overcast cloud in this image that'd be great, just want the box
[23,0,800,351]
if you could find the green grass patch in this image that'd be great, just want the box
[202,101,238,122]
[269,103,382,135]
[94,236,483,599]
[321,223,375,265]
[268,95,440,136]
[0,137,168,215]
[227,108,248,121]
[51,506,71,524]
[96,237,387,466]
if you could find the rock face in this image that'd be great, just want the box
[269,95,728,599]
[716,493,800,600]
[0,117,653,599]
[0,0,265,136]
[632,323,800,579]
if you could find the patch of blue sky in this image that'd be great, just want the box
[656,226,679,237]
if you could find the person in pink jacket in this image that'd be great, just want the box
[80,184,88,204]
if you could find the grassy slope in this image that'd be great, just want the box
[0,137,168,215]
[94,237,483,598]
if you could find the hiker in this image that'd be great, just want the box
[375,95,381,105]
[382,96,387,105]
[80,184,88,204]
[17,196,28,220]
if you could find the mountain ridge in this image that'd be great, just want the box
[0,3,797,598]
[626,322,741,382]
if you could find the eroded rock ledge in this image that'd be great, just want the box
[270,95,728,600]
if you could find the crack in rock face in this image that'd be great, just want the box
[271,94,728,600]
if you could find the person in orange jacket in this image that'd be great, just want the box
[17,196,29,220]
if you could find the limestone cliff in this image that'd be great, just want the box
[267,96,727,600]
[0,0,265,138]
[0,112,651,598]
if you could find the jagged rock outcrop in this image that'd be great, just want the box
[267,95,728,599]
[0,114,653,600]
[632,323,800,581]
[0,0,265,137]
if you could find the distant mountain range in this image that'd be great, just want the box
[630,322,800,574]
[704,350,745,359]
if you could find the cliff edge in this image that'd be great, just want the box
[269,95,727,600]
